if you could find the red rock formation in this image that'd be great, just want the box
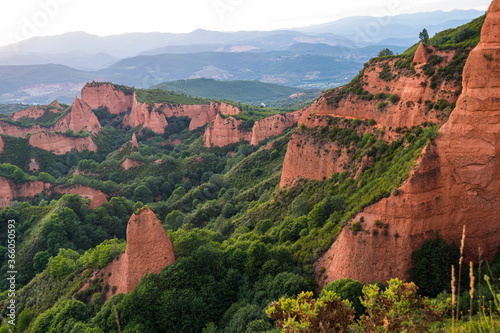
[0,177,50,208]
[316,0,500,286]
[81,83,134,114]
[52,96,101,135]
[11,101,63,121]
[250,110,303,145]
[281,135,350,186]
[123,93,168,134]
[160,103,218,130]
[29,132,97,155]
[131,133,139,148]
[98,207,175,295]
[121,158,143,170]
[413,43,431,64]
[12,106,46,121]
[204,114,251,147]
[218,102,241,116]
[0,135,3,154]
[53,185,108,209]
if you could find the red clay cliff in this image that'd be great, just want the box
[316,0,500,286]
[98,207,176,295]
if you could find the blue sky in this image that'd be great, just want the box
[0,0,491,46]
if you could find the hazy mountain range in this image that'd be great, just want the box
[0,9,484,104]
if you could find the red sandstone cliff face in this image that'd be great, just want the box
[204,114,251,147]
[53,185,108,209]
[98,207,175,296]
[29,158,40,172]
[204,109,304,148]
[0,177,50,209]
[413,43,431,64]
[29,132,97,155]
[51,96,101,135]
[81,83,134,115]
[316,1,500,286]
[0,136,3,154]
[123,93,169,134]
[250,110,303,145]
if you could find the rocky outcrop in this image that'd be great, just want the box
[131,133,139,148]
[81,83,134,114]
[12,106,46,121]
[218,102,241,116]
[204,114,251,147]
[413,43,431,64]
[53,185,108,209]
[121,158,143,170]
[98,207,175,296]
[11,101,63,121]
[250,110,303,145]
[204,110,303,148]
[0,177,50,209]
[51,96,101,135]
[281,135,350,186]
[29,132,97,155]
[0,136,3,154]
[316,0,500,286]
[123,94,169,134]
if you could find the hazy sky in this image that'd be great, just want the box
[0,0,490,46]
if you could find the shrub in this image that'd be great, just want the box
[379,64,393,82]
[388,94,400,104]
[266,290,355,332]
[408,233,460,297]
[321,278,365,317]
[358,278,447,332]
[377,102,388,110]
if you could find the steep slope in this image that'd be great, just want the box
[0,177,50,208]
[316,0,500,286]
[280,42,465,187]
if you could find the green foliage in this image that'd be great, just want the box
[49,248,79,279]
[378,48,394,57]
[266,290,355,332]
[33,250,52,274]
[321,278,365,318]
[419,28,429,44]
[408,233,460,297]
[378,64,393,82]
[135,88,211,105]
[358,278,448,332]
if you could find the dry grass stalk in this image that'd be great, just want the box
[452,264,456,333]
[457,225,466,323]
[469,261,475,333]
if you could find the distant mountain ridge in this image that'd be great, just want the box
[0,9,485,104]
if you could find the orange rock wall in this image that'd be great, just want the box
[99,207,175,295]
[0,177,50,208]
[12,106,46,121]
[204,114,251,147]
[123,94,169,134]
[316,0,500,286]
[81,83,134,115]
[53,185,108,209]
[29,132,97,155]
